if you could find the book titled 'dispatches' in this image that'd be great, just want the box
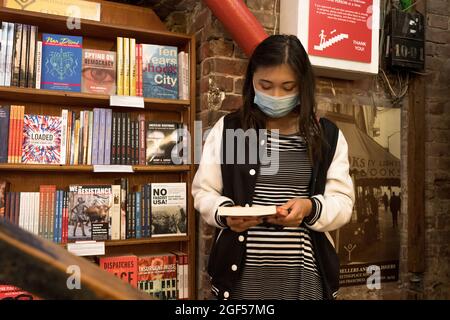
[82,49,116,94]
[41,33,82,92]
[22,114,62,164]
[142,44,178,99]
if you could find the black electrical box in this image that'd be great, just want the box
[385,9,425,71]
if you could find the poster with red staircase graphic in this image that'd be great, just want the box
[308,0,373,63]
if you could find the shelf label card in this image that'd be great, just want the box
[93,165,134,173]
[67,241,105,256]
[110,95,145,108]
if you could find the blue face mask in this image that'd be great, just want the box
[253,88,299,118]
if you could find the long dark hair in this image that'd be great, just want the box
[240,34,323,162]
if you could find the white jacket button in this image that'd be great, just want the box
[249,169,256,175]
[224,291,230,298]
[260,139,265,146]
[238,235,245,242]
[231,264,238,271]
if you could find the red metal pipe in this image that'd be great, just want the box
[203,0,268,57]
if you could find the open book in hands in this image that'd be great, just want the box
[217,205,277,217]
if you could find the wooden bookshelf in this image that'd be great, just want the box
[0,2,197,299]
[0,164,191,172]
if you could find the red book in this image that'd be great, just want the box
[99,254,138,288]
[0,285,40,300]
[138,254,177,300]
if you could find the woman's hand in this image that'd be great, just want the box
[266,198,313,227]
[225,206,263,232]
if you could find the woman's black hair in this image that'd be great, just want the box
[240,34,323,162]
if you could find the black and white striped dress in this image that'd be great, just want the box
[232,132,324,300]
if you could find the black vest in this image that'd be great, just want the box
[208,111,340,299]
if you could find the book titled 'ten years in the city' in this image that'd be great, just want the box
[41,33,82,92]
[142,44,178,99]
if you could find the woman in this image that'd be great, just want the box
[192,35,354,300]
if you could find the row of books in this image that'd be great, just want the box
[0,22,38,88]
[0,180,187,242]
[99,252,189,300]
[0,24,190,100]
[0,105,186,165]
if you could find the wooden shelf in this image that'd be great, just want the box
[0,164,191,172]
[104,236,189,247]
[0,7,191,47]
[0,87,190,111]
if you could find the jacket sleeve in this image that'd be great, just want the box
[304,130,355,232]
[192,116,235,229]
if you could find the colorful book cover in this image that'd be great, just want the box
[137,254,177,300]
[41,33,82,92]
[150,183,186,237]
[0,106,10,163]
[81,49,116,94]
[142,44,178,99]
[0,285,40,300]
[99,254,138,288]
[146,122,178,165]
[21,114,62,164]
[68,185,112,242]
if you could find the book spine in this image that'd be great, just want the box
[130,38,136,96]
[73,118,80,165]
[134,120,139,165]
[18,192,25,230]
[60,109,68,165]
[0,106,10,163]
[54,190,60,243]
[123,38,130,96]
[11,24,22,87]
[7,106,14,163]
[14,192,20,226]
[16,105,24,164]
[104,109,112,165]
[78,111,84,164]
[5,23,15,86]
[27,25,37,88]
[120,178,127,240]
[48,187,56,241]
[121,112,126,165]
[130,120,135,165]
[116,37,123,95]
[135,43,140,96]
[135,191,141,239]
[143,184,148,238]
[111,185,121,240]
[184,52,190,100]
[82,110,89,165]
[126,113,131,165]
[138,114,145,165]
[0,22,8,85]
[131,191,136,239]
[69,112,76,165]
[87,111,93,165]
[98,108,106,165]
[112,112,117,164]
[91,109,100,165]
[177,52,184,100]
[63,191,68,244]
[18,24,28,88]
[35,40,42,89]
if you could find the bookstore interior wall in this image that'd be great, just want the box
[0,1,196,300]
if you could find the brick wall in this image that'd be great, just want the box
[158,0,450,299]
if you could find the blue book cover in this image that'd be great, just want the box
[0,105,10,163]
[142,44,178,99]
[41,33,82,92]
